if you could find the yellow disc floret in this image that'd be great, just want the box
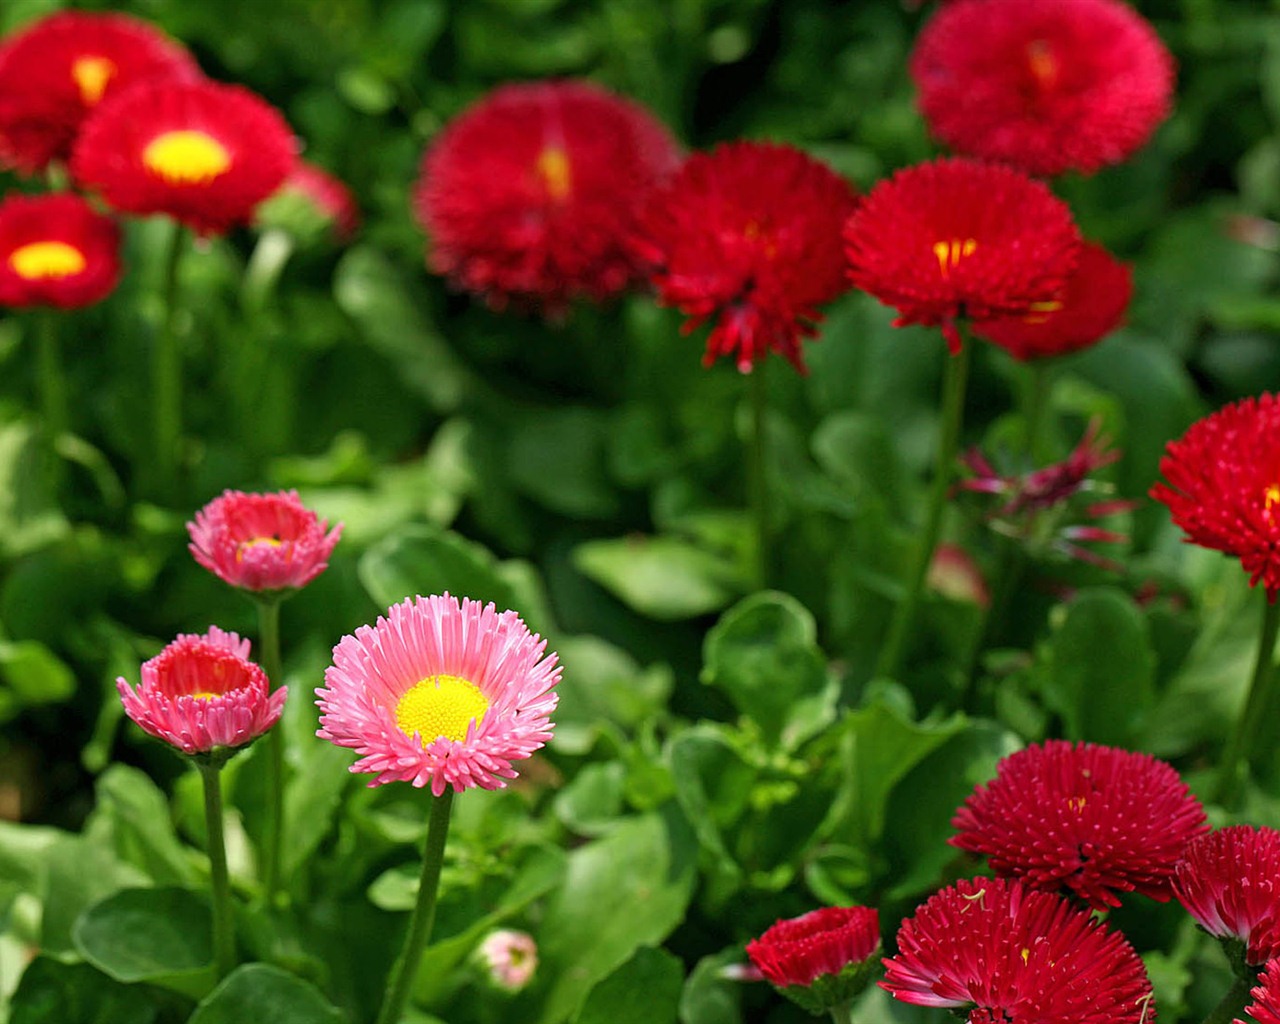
[71,55,116,105]
[143,130,232,186]
[9,241,86,280]
[395,674,489,746]
[535,146,572,202]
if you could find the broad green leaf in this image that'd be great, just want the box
[572,536,741,621]
[8,958,156,1024]
[85,765,198,886]
[507,407,619,519]
[811,410,905,514]
[189,964,345,1024]
[0,821,63,892]
[555,762,627,836]
[40,836,148,957]
[551,635,673,754]
[0,421,68,559]
[679,948,743,1024]
[0,639,76,713]
[576,946,682,1024]
[668,727,755,873]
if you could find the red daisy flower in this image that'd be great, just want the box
[1174,826,1280,967]
[950,740,1208,909]
[1241,960,1280,1024]
[844,157,1080,353]
[1150,394,1280,599]
[413,79,680,313]
[0,192,121,308]
[0,10,199,175]
[910,0,1175,177]
[71,79,297,236]
[257,160,360,243]
[972,242,1132,361]
[883,877,1155,1023]
[745,906,880,1013]
[636,141,857,373]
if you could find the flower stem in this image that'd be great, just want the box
[153,221,186,501]
[36,311,69,442]
[1202,975,1253,1024]
[241,227,294,314]
[1021,360,1053,464]
[1215,592,1280,807]
[876,332,972,680]
[197,760,236,981]
[255,596,286,905]
[828,1001,854,1024]
[748,361,771,590]
[375,789,456,1024]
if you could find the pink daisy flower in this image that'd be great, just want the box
[117,626,284,756]
[1241,959,1280,1024]
[315,594,560,795]
[187,489,342,594]
[1174,826,1280,966]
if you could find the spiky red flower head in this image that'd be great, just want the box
[972,242,1132,361]
[0,192,120,308]
[1241,960,1280,1024]
[746,906,881,1015]
[257,160,360,243]
[71,79,296,236]
[951,740,1207,910]
[1174,826,1280,967]
[1150,394,1280,600]
[0,10,199,175]
[636,141,857,373]
[883,877,1155,1023]
[414,79,679,313]
[844,157,1080,352]
[910,0,1175,177]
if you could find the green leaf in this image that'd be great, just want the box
[551,635,673,754]
[555,762,627,836]
[572,536,741,621]
[679,948,743,1024]
[189,964,345,1024]
[85,765,198,886]
[0,639,76,712]
[575,946,683,1024]
[506,407,619,519]
[0,420,68,559]
[668,727,755,874]
[1040,587,1156,747]
[40,836,148,957]
[0,821,63,892]
[73,887,216,998]
[8,958,157,1024]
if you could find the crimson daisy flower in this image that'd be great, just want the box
[1174,826,1280,967]
[883,877,1155,1023]
[746,906,881,1015]
[910,0,1175,177]
[187,489,342,595]
[0,10,199,176]
[951,740,1208,909]
[316,594,560,795]
[1241,960,1280,1024]
[636,141,857,373]
[0,192,120,308]
[117,626,284,757]
[71,79,297,236]
[844,157,1080,352]
[1151,394,1280,599]
[413,79,679,313]
[972,242,1132,361]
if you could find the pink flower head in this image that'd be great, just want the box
[316,594,560,795]
[745,906,881,1013]
[187,489,342,594]
[951,740,1208,909]
[1175,826,1280,967]
[1240,959,1280,1024]
[477,929,539,992]
[117,626,284,756]
[882,877,1155,1023]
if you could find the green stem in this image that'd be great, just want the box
[1215,593,1280,807]
[959,534,1025,711]
[256,596,286,905]
[876,332,972,680]
[152,221,186,501]
[747,362,771,590]
[198,761,236,980]
[241,228,294,315]
[375,789,456,1024]
[36,312,69,441]
[828,1001,854,1024]
[1021,360,1053,464]
[1202,975,1253,1024]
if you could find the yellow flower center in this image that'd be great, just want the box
[932,238,977,279]
[143,130,232,186]
[189,691,220,700]
[8,241,86,280]
[1067,795,1087,814]
[1266,484,1280,511]
[535,146,572,201]
[235,536,283,562]
[71,55,116,105]
[1023,298,1064,324]
[395,674,489,746]
[1027,39,1059,91]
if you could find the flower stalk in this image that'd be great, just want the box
[255,595,286,905]
[197,759,236,981]
[748,362,771,590]
[152,220,186,500]
[1215,592,1280,807]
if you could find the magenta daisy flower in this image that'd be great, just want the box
[882,877,1155,1023]
[315,594,560,795]
[117,626,284,756]
[1175,826,1280,966]
[187,489,342,595]
[746,906,881,1014]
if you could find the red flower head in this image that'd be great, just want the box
[951,740,1208,909]
[0,10,199,175]
[882,877,1156,1023]
[0,192,120,308]
[746,906,881,1013]
[972,242,1133,361]
[636,141,858,373]
[414,79,679,313]
[844,157,1080,353]
[1241,960,1280,1024]
[116,626,285,757]
[257,160,360,243]
[910,0,1175,177]
[71,79,297,236]
[1150,394,1280,600]
[187,489,342,595]
[1174,826,1280,967]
